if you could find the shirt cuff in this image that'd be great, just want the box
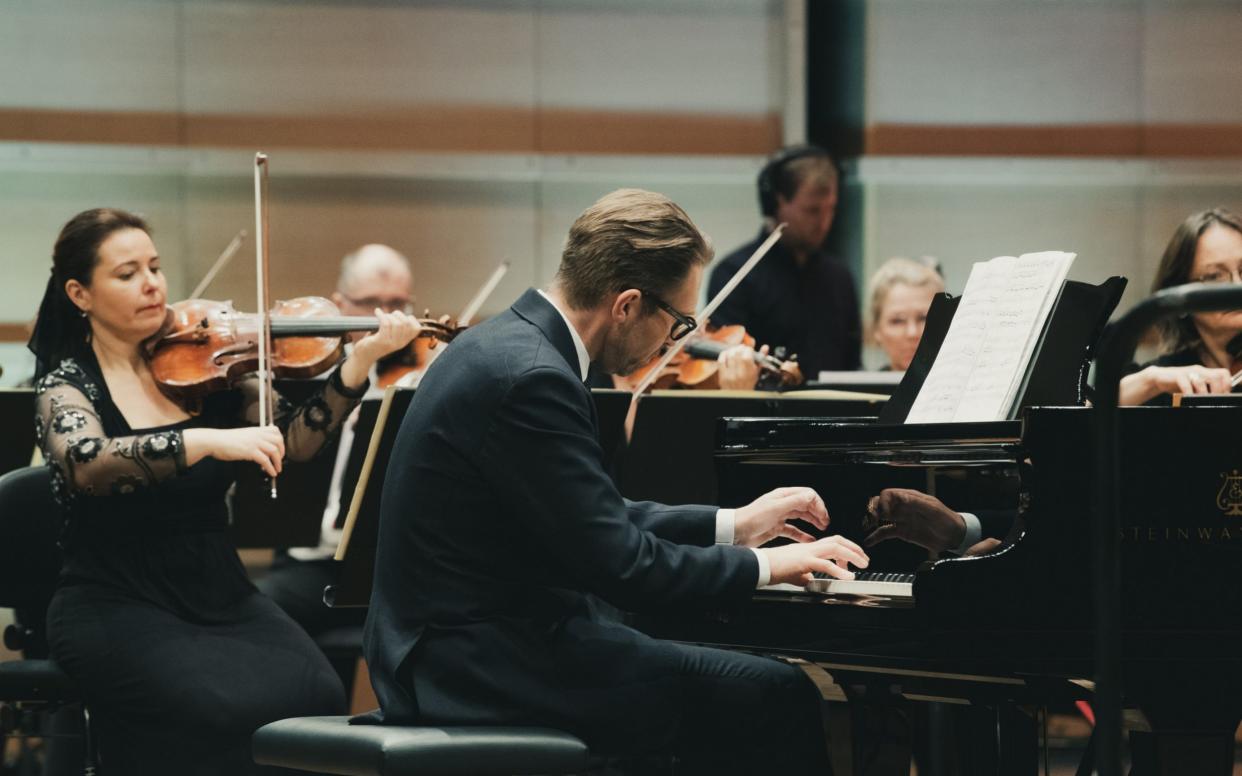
[329,363,370,400]
[953,512,983,554]
[752,548,770,587]
[715,508,736,545]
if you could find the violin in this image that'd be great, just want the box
[618,323,803,392]
[372,261,512,388]
[148,296,461,401]
[375,319,450,388]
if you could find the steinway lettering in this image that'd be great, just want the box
[1121,525,1242,542]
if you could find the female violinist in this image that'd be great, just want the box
[1119,208,1242,405]
[29,208,421,774]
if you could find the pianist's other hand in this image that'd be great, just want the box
[733,486,830,547]
[863,488,967,554]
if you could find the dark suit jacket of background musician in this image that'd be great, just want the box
[363,288,760,725]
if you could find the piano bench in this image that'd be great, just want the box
[0,658,79,706]
[252,714,593,775]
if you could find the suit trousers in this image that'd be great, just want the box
[408,613,833,775]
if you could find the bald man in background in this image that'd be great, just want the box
[257,244,417,691]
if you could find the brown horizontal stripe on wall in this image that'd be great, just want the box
[537,110,782,156]
[0,324,30,343]
[1142,125,1242,157]
[0,107,782,156]
[867,124,1144,157]
[0,109,183,146]
[867,123,1242,157]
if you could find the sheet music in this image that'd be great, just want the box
[905,251,1075,424]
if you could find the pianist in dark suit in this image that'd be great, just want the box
[365,188,870,774]
[1119,207,1241,405]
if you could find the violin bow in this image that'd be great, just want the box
[628,224,786,397]
[254,153,277,498]
[189,228,248,299]
[457,260,510,325]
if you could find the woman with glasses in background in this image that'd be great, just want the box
[1120,208,1242,405]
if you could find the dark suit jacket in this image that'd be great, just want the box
[363,289,759,724]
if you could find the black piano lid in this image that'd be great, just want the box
[717,416,1024,462]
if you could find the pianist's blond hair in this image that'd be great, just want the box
[556,189,713,312]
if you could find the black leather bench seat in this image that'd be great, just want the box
[0,659,78,704]
[252,715,592,775]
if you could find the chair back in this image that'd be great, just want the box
[0,466,61,625]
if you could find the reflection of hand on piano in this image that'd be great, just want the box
[862,488,967,554]
[964,537,1003,556]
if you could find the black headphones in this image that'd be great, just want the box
[756,144,834,218]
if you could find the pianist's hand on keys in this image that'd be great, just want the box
[762,535,869,586]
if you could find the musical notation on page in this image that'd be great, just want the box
[906,251,1075,424]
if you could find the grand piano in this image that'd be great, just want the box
[642,283,1242,775]
[645,406,1240,772]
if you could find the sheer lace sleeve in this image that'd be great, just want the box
[233,366,367,462]
[34,366,186,501]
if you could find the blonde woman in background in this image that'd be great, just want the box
[866,257,944,372]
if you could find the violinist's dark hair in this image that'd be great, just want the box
[1151,207,1242,353]
[556,189,712,312]
[28,208,151,378]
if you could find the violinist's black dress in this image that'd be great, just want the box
[35,353,360,775]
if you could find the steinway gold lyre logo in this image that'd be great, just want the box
[1219,470,1242,517]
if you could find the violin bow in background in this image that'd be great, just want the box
[254,153,277,499]
[189,229,248,300]
[457,261,510,325]
[628,224,785,398]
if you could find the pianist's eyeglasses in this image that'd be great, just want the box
[640,290,698,341]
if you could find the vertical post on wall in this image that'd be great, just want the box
[782,0,808,145]
[806,0,867,292]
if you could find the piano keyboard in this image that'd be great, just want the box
[806,571,914,599]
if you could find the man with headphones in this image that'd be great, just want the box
[707,145,862,379]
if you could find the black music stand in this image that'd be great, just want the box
[230,379,331,548]
[0,389,37,477]
[591,388,631,477]
[621,390,886,505]
[230,451,336,548]
[803,371,903,396]
[325,387,417,608]
[878,277,1127,424]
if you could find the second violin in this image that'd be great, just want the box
[149,296,462,401]
[619,323,802,392]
